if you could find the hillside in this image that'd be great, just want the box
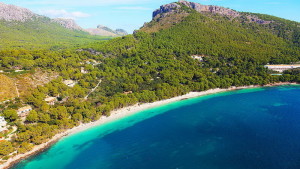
[0,3,110,50]
[96,1,299,64]
[85,0,300,95]
[0,74,17,101]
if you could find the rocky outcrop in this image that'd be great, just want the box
[85,25,128,37]
[245,15,272,24]
[0,2,86,31]
[52,18,83,31]
[153,1,272,24]
[0,2,38,22]
[152,3,181,18]
[153,1,240,19]
[115,29,128,36]
[180,1,240,18]
[0,2,85,31]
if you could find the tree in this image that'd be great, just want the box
[17,142,33,154]
[0,140,14,156]
[26,110,38,123]
[2,109,18,122]
[38,113,51,123]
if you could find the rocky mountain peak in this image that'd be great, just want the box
[52,18,83,31]
[153,1,239,19]
[0,2,38,22]
[86,25,128,37]
[115,29,128,36]
[152,1,272,25]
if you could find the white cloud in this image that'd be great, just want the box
[115,6,152,10]
[21,0,151,7]
[39,9,90,19]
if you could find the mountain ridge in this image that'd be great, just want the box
[0,2,127,36]
[86,25,128,37]
[0,2,39,22]
[140,0,299,48]
[151,1,272,25]
[0,2,112,49]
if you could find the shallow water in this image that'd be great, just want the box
[13,85,300,169]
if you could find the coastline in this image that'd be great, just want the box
[1,82,297,169]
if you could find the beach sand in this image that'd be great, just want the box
[0,83,296,169]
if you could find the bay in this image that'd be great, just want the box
[13,85,300,169]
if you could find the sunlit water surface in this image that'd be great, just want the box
[13,85,300,169]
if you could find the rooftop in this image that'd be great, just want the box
[17,105,32,112]
[45,97,57,102]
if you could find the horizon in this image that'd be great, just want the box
[1,0,300,33]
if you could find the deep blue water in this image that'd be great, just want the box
[13,85,300,169]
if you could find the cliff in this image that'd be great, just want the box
[52,18,83,31]
[152,1,271,24]
[85,25,128,37]
[0,2,39,22]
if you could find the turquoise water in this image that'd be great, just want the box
[13,85,300,169]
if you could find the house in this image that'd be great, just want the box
[81,67,88,74]
[0,116,7,132]
[264,64,300,72]
[191,55,204,62]
[123,91,133,95]
[45,97,57,105]
[63,80,76,87]
[15,70,24,72]
[17,106,32,117]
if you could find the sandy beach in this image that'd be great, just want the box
[0,82,297,169]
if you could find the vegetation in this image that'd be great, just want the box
[0,74,17,101]
[0,3,299,162]
[0,17,111,50]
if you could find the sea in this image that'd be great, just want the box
[12,85,300,169]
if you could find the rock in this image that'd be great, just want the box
[115,29,128,36]
[0,2,87,31]
[152,1,272,25]
[0,2,38,22]
[85,25,128,37]
[52,18,83,31]
[180,1,240,18]
[153,3,181,18]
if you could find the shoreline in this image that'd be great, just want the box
[1,82,297,169]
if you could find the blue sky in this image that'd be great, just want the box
[2,0,300,33]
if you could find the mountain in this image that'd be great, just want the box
[0,2,38,22]
[140,1,299,47]
[0,2,110,50]
[88,0,300,90]
[52,18,83,31]
[86,25,128,37]
[96,1,299,63]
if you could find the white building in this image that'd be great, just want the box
[81,67,89,74]
[45,97,57,105]
[191,55,204,62]
[0,116,7,132]
[264,64,300,72]
[17,105,32,117]
[63,80,76,87]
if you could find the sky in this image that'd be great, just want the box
[2,0,300,33]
